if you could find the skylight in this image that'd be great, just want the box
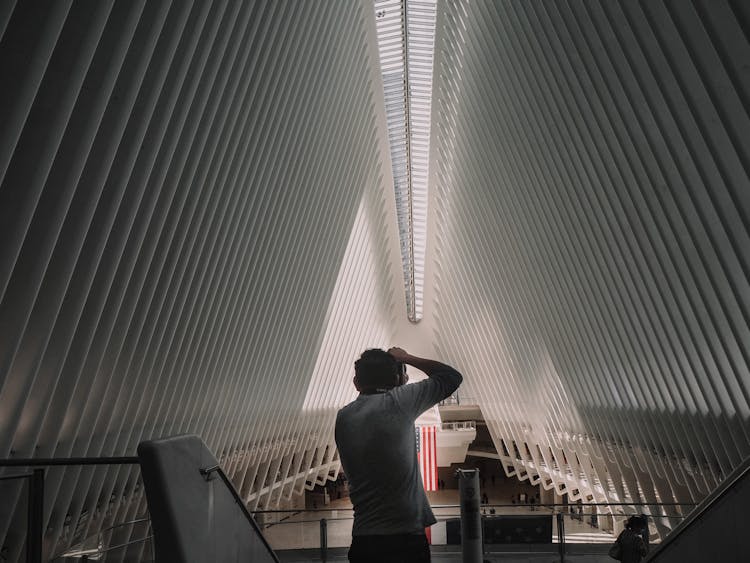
[375,0,437,323]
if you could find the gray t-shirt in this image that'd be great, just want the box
[335,368,462,536]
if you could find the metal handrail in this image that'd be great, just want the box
[0,456,139,467]
[98,517,150,536]
[644,454,750,561]
[0,455,279,562]
[99,534,154,556]
[0,472,33,481]
[199,464,280,562]
[252,500,696,515]
[254,501,693,558]
[441,420,477,431]
[0,457,139,563]
[0,469,45,563]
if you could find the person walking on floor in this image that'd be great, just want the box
[611,515,648,563]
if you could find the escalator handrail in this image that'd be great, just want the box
[201,464,281,563]
[645,454,750,561]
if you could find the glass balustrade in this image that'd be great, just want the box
[3,457,693,561]
[41,499,693,560]
[254,502,689,554]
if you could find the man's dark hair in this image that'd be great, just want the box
[354,348,399,391]
[626,515,647,530]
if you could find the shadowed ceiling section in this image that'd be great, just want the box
[430,0,750,526]
[0,0,398,557]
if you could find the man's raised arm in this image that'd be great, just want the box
[388,347,463,398]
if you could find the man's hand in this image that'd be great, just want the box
[387,347,409,362]
[386,346,463,399]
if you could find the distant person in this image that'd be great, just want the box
[335,347,463,563]
[611,516,648,563]
[636,515,649,551]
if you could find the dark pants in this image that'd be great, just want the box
[348,533,430,563]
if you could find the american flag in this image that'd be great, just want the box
[415,425,437,491]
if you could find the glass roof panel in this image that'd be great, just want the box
[374,0,436,322]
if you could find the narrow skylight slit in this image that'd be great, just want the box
[375,0,436,322]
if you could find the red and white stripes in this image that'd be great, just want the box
[416,425,438,492]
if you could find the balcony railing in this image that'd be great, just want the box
[254,501,694,560]
[0,457,140,563]
[440,421,476,431]
[1,454,699,562]
[0,456,277,563]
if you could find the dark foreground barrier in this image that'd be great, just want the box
[138,434,278,563]
[645,455,750,563]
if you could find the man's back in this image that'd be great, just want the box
[335,388,431,535]
[335,358,462,536]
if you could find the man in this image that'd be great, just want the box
[335,347,463,563]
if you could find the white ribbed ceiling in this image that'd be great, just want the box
[429,0,750,535]
[0,0,748,558]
